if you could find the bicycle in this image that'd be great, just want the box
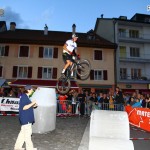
[56,55,91,94]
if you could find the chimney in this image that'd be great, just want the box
[44,24,48,35]
[10,22,16,31]
[72,24,76,34]
[0,21,7,32]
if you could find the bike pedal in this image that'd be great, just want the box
[61,73,66,78]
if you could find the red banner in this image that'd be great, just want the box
[125,106,150,132]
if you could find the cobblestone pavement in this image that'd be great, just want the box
[0,116,89,150]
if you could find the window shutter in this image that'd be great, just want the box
[52,68,57,79]
[12,66,18,78]
[90,70,94,80]
[39,47,44,58]
[5,46,9,56]
[0,66,2,77]
[28,67,32,78]
[53,47,58,58]
[94,50,102,60]
[103,70,108,80]
[37,67,42,78]
[19,46,29,57]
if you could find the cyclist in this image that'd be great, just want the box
[61,34,78,76]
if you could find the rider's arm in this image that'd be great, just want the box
[63,44,72,54]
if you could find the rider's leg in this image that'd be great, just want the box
[62,60,72,74]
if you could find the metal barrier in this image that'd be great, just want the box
[89,103,125,111]
[56,100,80,117]
[0,101,125,117]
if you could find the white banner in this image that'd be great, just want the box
[0,97,19,112]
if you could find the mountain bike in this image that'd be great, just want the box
[56,56,91,94]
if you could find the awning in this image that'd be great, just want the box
[0,79,6,87]
[9,79,79,88]
[79,84,112,89]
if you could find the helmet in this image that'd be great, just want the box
[72,34,78,38]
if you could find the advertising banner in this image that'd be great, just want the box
[0,97,19,112]
[125,106,150,132]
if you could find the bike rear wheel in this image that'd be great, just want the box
[56,76,71,94]
[76,59,91,77]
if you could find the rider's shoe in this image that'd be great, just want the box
[71,72,74,77]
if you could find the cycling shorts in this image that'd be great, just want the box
[62,52,72,63]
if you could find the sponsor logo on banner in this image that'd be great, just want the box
[125,106,150,132]
[0,97,19,112]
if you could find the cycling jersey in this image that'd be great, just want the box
[63,39,77,54]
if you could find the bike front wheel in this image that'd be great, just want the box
[76,59,91,77]
[56,76,71,94]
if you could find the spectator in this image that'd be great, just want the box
[72,90,78,114]
[14,85,37,150]
[108,92,114,110]
[78,90,86,116]
[145,97,150,109]
[7,89,16,98]
[141,94,146,108]
[114,87,124,111]
[58,94,68,113]
[132,98,141,108]
[0,87,5,97]
[88,92,93,116]
[97,92,103,109]
[129,97,136,106]
[89,93,98,110]
[100,93,109,110]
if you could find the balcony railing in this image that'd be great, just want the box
[118,32,150,42]
[119,75,150,83]
[119,53,150,62]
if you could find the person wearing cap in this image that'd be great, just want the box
[61,34,78,76]
[14,85,37,150]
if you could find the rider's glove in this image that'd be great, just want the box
[77,54,80,58]
[72,56,75,60]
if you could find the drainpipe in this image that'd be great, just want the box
[113,19,117,89]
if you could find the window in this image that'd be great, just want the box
[44,47,53,58]
[119,46,126,58]
[129,30,139,38]
[131,68,141,79]
[19,46,29,57]
[39,47,58,58]
[18,66,28,78]
[0,46,5,56]
[37,67,57,79]
[0,66,3,77]
[12,66,32,78]
[0,45,9,56]
[42,67,52,79]
[94,50,102,60]
[130,47,140,57]
[118,28,126,37]
[90,70,107,80]
[94,70,103,80]
[120,68,127,79]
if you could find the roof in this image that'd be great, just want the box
[0,27,116,49]
[9,79,78,88]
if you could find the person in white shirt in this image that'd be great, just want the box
[61,34,78,76]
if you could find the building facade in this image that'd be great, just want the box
[0,21,116,93]
[94,13,150,94]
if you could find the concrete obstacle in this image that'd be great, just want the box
[89,110,134,150]
[31,87,56,134]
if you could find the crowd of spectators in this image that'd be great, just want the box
[56,87,150,116]
[0,87,24,98]
[0,86,150,116]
